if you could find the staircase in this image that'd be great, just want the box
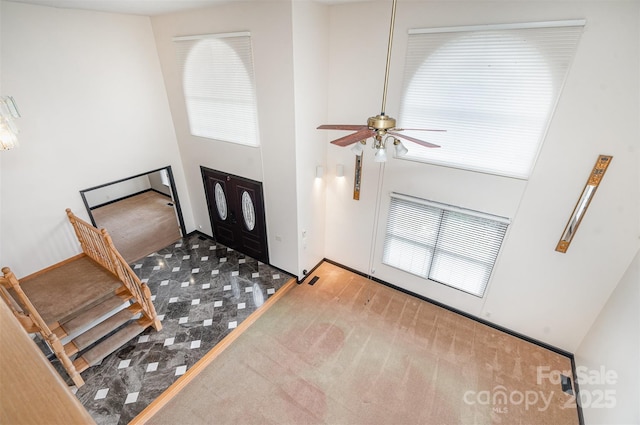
[0,209,161,388]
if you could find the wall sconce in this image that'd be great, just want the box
[336,164,344,178]
[556,154,612,253]
[0,96,20,151]
[315,165,324,179]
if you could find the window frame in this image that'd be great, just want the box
[174,31,260,147]
[382,193,510,298]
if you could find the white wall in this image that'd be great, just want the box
[292,0,329,278]
[83,175,151,208]
[481,0,639,352]
[323,2,387,274]
[151,1,299,275]
[0,1,192,277]
[323,0,640,352]
[576,249,640,425]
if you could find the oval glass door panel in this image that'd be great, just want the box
[241,191,256,231]
[214,182,228,220]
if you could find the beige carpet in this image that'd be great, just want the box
[136,262,579,425]
[19,255,122,324]
[91,191,181,263]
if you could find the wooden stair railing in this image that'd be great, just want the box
[0,209,163,388]
[0,269,85,388]
[65,209,162,333]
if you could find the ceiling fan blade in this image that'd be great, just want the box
[394,128,447,132]
[388,131,440,148]
[330,129,375,147]
[318,124,368,131]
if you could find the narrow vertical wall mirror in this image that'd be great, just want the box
[80,166,186,262]
[353,154,363,200]
[556,154,612,253]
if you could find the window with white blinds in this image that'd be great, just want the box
[174,32,260,147]
[398,21,584,178]
[382,193,509,297]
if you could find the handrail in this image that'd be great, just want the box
[101,228,162,331]
[65,209,161,332]
[0,267,85,387]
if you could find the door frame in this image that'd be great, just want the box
[201,166,269,264]
[79,165,187,237]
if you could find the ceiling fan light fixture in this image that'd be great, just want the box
[374,147,387,163]
[351,140,365,156]
[393,139,408,157]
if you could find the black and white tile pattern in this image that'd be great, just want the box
[71,234,293,425]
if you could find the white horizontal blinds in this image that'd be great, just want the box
[399,21,584,178]
[383,198,441,276]
[430,211,508,296]
[382,193,508,297]
[174,32,259,147]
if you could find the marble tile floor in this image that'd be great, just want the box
[57,234,293,425]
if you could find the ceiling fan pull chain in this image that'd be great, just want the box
[381,0,398,116]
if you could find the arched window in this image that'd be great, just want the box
[175,32,259,147]
[398,22,584,178]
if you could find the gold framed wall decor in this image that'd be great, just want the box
[353,153,363,200]
[555,154,612,253]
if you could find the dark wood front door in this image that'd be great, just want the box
[201,167,269,264]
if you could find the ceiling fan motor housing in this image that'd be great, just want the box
[368,114,396,131]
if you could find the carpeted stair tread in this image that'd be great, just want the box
[19,256,122,324]
[72,308,137,351]
[60,294,130,336]
[79,321,147,367]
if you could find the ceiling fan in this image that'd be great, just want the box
[318,0,444,162]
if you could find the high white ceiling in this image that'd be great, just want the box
[4,0,352,16]
[4,0,235,16]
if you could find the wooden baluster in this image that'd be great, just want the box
[46,331,85,387]
[99,228,159,328]
[141,283,162,331]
